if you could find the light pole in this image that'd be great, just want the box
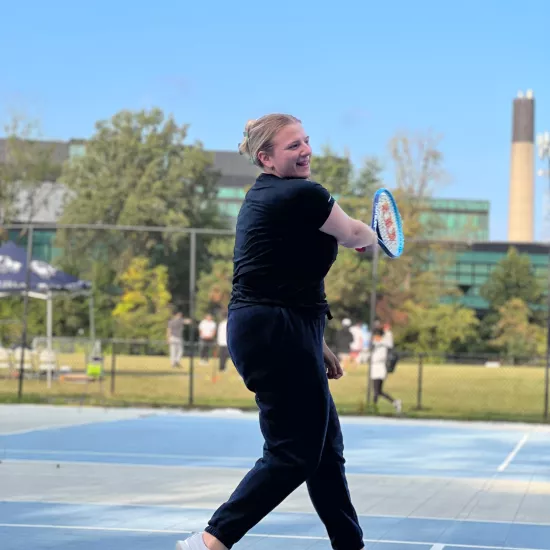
[537,131,550,420]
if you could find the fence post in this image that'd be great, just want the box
[188,230,197,407]
[545,241,550,421]
[545,352,549,422]
[18,226,34,402]
[110,340,117,395]
[415,353,424,410]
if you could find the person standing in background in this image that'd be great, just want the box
[198,313,217,365]
[348,321,364,365]
[167,311,191,368]
[217,316,229,372]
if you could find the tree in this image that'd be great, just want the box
[480,247,544,312]
[195,237,234,320]
[111,256,172,340]
[0,297,47,346]
[309,145,353,195]
[56,107,228,317]
[0,115,61,230]
[375,131,459,329]
[398,301,480,355]
[489,298,545,362]
[310,146,380,220]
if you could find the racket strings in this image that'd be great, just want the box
[374,194,404,257]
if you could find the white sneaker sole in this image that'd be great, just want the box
[176,533,205,550]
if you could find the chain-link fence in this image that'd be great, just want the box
[1,223,550,422]
[0,339,548,421]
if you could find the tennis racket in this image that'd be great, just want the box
[356,188,404,258]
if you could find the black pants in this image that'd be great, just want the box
[205,305,364,550]
[219,345,229,371]
[372,378,394,404]
[199,339,212,360]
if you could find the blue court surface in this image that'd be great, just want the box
[1,406,550,550]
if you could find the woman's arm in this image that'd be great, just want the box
[319,202,377,249]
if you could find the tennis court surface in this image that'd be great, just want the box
[1,404,550,550]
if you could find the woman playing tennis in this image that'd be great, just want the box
[177,114,378,550]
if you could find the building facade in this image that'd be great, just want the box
[435,241,549,312]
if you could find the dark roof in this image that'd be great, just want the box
[211,150,261,178]
[0,138,70,165]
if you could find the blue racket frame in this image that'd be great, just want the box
[371,188,404,259]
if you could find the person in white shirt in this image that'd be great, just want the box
[348,322,364,364]
[217,317,229,371]
[198,314,217,364]
[370,327,401,413]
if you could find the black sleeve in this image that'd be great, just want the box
[292,180,336,229]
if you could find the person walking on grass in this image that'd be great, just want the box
[370,326,402,413]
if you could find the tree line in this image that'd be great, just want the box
[0,108,547,362]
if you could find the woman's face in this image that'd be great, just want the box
[258,123,312,179]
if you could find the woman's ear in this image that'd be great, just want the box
[257,151,272,169]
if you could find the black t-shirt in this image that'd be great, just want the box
[229,173,338,317]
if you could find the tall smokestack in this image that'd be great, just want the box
[507,89,535,242]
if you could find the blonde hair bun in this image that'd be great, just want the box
[238,114,300,168]
[238,119,256,157]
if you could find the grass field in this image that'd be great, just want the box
[0,353,548,423]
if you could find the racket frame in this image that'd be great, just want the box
[356,188,404,258]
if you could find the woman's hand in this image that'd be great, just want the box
[323,339,344,380]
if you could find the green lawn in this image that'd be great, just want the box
[0,354,548,423]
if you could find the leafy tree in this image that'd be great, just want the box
[324,248,376,324]
[195,237,234,320]
[489,298,545,362]
[0,297,46,346]
[480,247,544,312]
[398,301,480,355]
[111,256,172,340]
[310,146,380,220]
[309,145,353,195]
[56,107,228,316]
[376,131,460,329]
[49,260,119,339]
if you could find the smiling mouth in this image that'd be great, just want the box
[296,158,310,167]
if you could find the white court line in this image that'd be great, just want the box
[3,499,550,527]
[498,433,530,472]
[430,545,445,550]
[2,448,256,462]
[0,416,142,437]
[0,523,545,550]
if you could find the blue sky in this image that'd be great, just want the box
[1,0,549,241]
